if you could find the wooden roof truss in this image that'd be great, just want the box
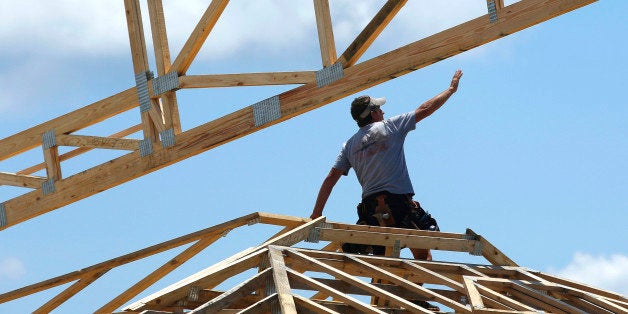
[1,213,625,313]
[0,0,598,231]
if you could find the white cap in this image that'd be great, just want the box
[358,97,386,119]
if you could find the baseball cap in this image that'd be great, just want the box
[350,96,386,121]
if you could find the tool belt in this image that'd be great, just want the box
[342,191,440,255]
[357,191,439,231]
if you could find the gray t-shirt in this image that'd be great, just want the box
[333,111,416,198]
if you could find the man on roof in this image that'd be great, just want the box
[310,70,463,262]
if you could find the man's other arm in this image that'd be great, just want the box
[310,167,344,219]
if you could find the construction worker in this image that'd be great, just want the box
[310,70,463,261]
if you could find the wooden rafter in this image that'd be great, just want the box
[337,0,407,68]
[313,0,338,67]
[0,172,46,189]
[1,213,624,313]
[0,0,598,231]
[170,0,229,75]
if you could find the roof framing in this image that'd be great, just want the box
[0,0,597,231]
[1,213,625,313]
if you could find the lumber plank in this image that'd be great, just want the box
[0,87,137,162]
[402,261,466,292]
[236,293,276,314]
[147,0,172,75]
[125,0,159,142]
[462,277,485,311]
[0,172,46,189]
[474,283,537,311]
[127,217,324,311]
[179,72,316,88]
[330,221,470,239]
[531,271,628,302]
[313,0,337,67]
[0,0,597,230]
[95,236,219,313]
[124,0,150,73]
[55,134,139,151]
[42,146,61,181]
[286,268,385,314]
[268,246,297,314]
[0,213,258,304]
[170,0,230,75]
[293,294,340,314]
[319,228,475,253]
[337,0,407,67]
[288,249,435,313]
[131,248,267,311]
[563,287,628,313]
[32,270,108,314]
[188,268,272,313]
[346,255,470,312]
[466,229,517,266]
[16,124,142,176]
[257,212,311,227]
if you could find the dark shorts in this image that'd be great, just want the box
[358,191,440,231]
[343,191,440,255]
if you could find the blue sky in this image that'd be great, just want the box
[0,0,626,312]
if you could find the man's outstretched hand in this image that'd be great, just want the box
[449,70,463,93]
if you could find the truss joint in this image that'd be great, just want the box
[315,62,343,87]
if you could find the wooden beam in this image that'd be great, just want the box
[463,277,485,311]
[179,72,316,88]
[32,270,108,314]
[268,246,297,314]
[0,88,138,162]
[127,217,324,311]
[508,282,586,313]
[337,0,407,67]
[124,0,159,142]
[130,248,267,311]
[531,271,627,302]
[16,124,142,176]
[96,236,219,313]
[148,0,182,133]
[257,212,311,227]
[287,249,433,313]
[170,0,230,75]
[42,145,61,181]
[124,0,149,73]
[147,0,172,75]
[237,293,277,314]
[345,255,470,312]
[319,228,476,252]
[466,229,517,266]
[188,267,273,313]
[293,294,340,314]
[286,268,385,314]
[0,172,46,189]
[56,134,139,151]
[313,0,337,67]
[474,283,537,311]
[402,261,466,292]
[0,213,258,304]
[0,0,597,230]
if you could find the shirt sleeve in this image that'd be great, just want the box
[387,111,416,135]
[332,143,351,175]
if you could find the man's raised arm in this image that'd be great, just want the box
[415,70,463,123]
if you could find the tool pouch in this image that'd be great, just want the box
[401,200,439,231]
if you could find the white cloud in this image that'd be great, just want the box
[0,1,492,60]
[0,257,26,280]
[548,252,628,295]
[0,0,128,56]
